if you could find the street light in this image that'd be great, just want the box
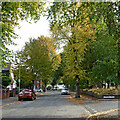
[19,57,21,92]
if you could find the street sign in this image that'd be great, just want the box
[40,81,43,85]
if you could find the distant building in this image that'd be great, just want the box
[33,80,40,91]
[2,63,17,90]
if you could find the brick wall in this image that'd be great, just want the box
[0,88,10,99]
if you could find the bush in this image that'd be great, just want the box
[2,76,12,87]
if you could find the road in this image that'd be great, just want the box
[2,91,119,119]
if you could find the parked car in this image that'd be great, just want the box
[46,85,52,90]
[52,87,58,91]
[18,89,36,101]
[61,88,70,95]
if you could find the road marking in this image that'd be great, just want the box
[87,106,98,113]
[0,101,21,108]
[82,106,92,116]
[86,108,120,120]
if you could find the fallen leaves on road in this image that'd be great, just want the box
[67,93,120,104]
[1,101,21,108]
[67,97,90,103]
[81,94,97,100]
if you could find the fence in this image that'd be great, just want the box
[0,88,10,99]
[0,84,17,99]
[9,88,16,97]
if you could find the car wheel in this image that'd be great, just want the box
[31,97,34,101]
[18,98,21,101]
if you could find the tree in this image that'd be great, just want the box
[86,2,120,85]
[82,19,118,88]
[48,2,95,97]
[14,36,61,89]
[2,76,12,87]
[14,65,35,89]
[1,2,45,64]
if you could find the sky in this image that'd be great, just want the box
[7,16,51,52]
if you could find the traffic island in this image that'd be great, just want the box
[68,92,100,104]
[80,88,120,99]
[69,90,119,104]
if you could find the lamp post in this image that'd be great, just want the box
[19,57,21,92]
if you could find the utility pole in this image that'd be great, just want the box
[19,57,21,92]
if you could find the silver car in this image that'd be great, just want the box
[61,88,70,95]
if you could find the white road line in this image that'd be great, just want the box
[82,107,92,116]
[87,105,98,113]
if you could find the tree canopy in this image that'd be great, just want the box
[1,2,45,63]
[1,2,119,94]
[14,36,61,88]
[48,1,119,96]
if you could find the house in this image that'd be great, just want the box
[34,80,40,91]
[2,63,17,90]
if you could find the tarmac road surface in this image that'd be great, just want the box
[2,91,119,119]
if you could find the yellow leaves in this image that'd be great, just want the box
[75,23,95,42]
[52,54,61,71]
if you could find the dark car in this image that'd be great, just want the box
[18,89,36,101]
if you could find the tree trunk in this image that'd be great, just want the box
[75,75,80,98]
[98,82,103,88]
[107,82,110,88]
[115,84,118,89]
[117,37,120,88]
[44,81,47,92]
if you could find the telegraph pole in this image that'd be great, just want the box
[19,57,21,92]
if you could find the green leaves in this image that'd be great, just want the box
[1,2,45,64]
[48,2,119,89]
[14,36,61,87]
[2,76,12,87]
[83,23,118,86]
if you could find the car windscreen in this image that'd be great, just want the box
[22,91,31,93]
[58,83,64,85]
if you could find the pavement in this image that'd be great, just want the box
[1,92,44,108]
[1,96,18,107]
[70,92,120,119]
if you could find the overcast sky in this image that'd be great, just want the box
[7,16,50,52]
